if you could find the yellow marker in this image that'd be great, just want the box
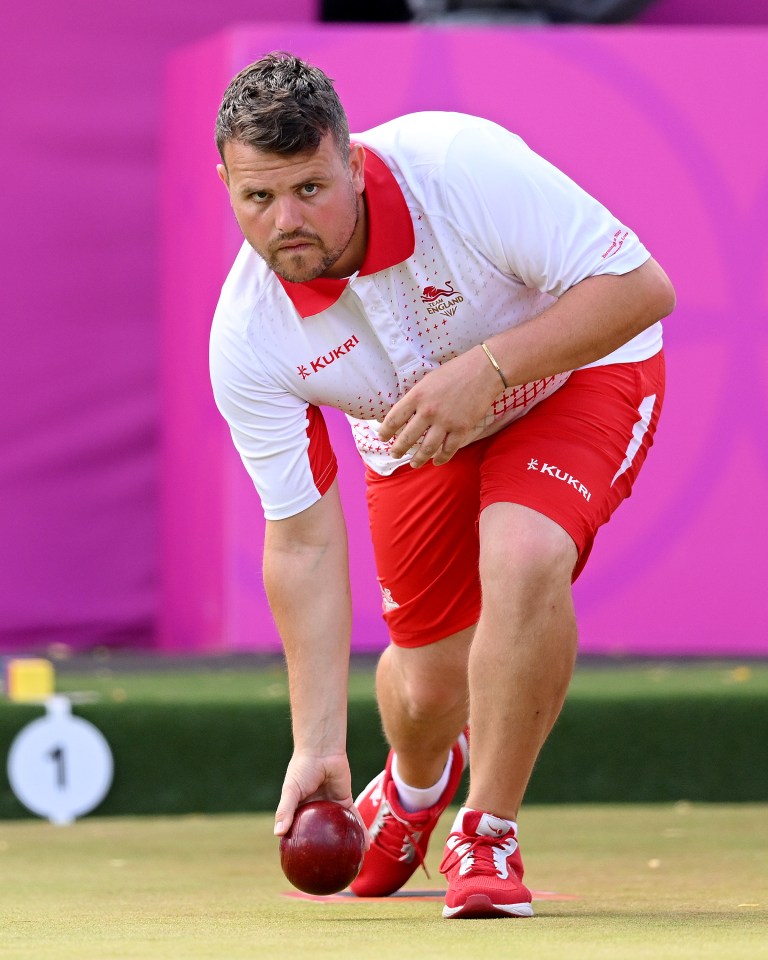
[728,666,752,683]
[4,659,55,702]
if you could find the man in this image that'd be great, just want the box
[210,52,674,919]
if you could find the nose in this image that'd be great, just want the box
[273,195,304,234]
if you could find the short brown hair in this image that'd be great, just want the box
[215,52,350,162]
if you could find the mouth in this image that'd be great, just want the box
[274,236,318,254]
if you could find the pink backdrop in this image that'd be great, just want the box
[2,7,766,658]
[160,25,768,657]
[0,3,315,653]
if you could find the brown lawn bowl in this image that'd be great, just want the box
[279,800,366,896]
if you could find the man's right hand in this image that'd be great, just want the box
[274,751,368,844]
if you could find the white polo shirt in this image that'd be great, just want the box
[210,111,658,520]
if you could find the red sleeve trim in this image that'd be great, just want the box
[305,404,337,497]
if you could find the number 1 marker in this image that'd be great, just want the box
[6,695,113,825]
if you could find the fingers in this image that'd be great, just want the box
[349,803,372,850]
[431,433,462,467]
[378,365,482,466]
[274,772,311,836]
[378,397,416,446]
[384,402,445,462]
[382,415,464,468]
[275,753,354,837]
[406,424,447,468]
[274,785,300,836]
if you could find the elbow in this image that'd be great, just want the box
[646,258,676,323]
[656,273,676,321]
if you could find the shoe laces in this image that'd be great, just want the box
[374,801,432,879]
[439,832,509,878]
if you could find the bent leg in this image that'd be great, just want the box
[351,625,473,898]
[466,502,578,820]
[375,625,473,787]
[364,448,484,789]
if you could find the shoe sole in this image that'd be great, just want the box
[443,894,534,919]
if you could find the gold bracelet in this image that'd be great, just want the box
[481,342,509,390]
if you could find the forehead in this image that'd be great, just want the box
[223,135,343,189]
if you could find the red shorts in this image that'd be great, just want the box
[365,351,665,648]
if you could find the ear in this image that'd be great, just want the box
[349,143,366,196]
[216,163,229,189]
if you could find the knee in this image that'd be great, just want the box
[479,505,577,605]
[380,640,469,726]
[398,672,466,725]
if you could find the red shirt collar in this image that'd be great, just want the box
[276,147,415,318]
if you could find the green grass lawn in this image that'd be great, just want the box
[42,658,768,706]
[1,804,766,960]
[2,659,766,818]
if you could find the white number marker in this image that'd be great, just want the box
[7,696,113,824]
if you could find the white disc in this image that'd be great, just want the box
[7,696,113,824]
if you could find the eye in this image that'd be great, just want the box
[251,190,270,202]
[300,183,319,197]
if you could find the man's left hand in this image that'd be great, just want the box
[378,345,501,467]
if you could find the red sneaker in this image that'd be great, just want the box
[350,731,468,897]
[440,808,534,918]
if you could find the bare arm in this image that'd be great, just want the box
[379,257,676,467]
[264,479,355,835]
